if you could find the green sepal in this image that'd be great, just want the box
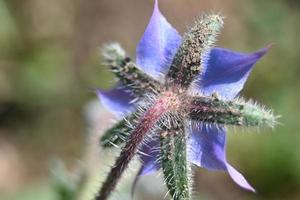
[188,96,277,127]
[100,117,132,148]
[102,43,162,97]
[160,120,192,200]
[167,14,223,88]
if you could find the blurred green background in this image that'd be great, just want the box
[0,0,299,199]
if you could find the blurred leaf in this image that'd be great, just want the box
[0,0,19,56]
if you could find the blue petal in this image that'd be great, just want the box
[136,0,181,79]
[132,137,160,196]
[197,46,270,100]
[96,85,135,118]
[188,123,255,192]
[138,137,160,175]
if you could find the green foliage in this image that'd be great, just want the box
[50,161,87,200]
[51,162,77,200]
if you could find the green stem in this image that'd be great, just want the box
[95,95,172,200]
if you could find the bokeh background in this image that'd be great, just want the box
[0,0,299,199]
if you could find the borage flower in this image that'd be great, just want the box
[96,1,276,200]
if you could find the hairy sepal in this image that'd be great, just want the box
[102,43,162,98]
[167,14,224,88]
[100,116,134,148]
[188,96,277,127]
[160,118,192,200]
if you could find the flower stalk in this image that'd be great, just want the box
[96,92,178,200]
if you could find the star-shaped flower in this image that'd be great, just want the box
[95,1,276,199]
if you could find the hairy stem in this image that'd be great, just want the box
[95,95,172,200]
[160,118,191,200]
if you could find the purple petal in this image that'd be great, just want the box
[226,164,255,192]
[96,85,134,118]
[138,137,160,175]
[197,46,270,100]
[132,137,160,196]
[188,123,255,192]
[136,0,181,79]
